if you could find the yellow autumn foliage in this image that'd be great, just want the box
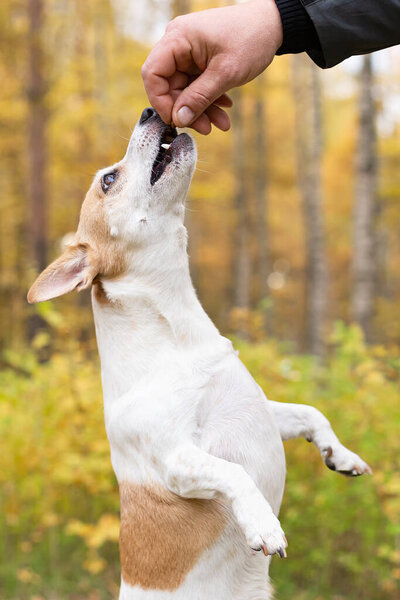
[1,318,399,599]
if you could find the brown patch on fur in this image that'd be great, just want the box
[92,279,111,305]
[76,184,128,279]
[28,175,130,303]
[119,482,226,590]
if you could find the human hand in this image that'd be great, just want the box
[141,0,283,134]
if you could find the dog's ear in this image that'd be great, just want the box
[27,244,97,304]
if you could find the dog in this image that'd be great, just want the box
[28,108,371,600]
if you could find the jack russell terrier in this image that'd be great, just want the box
[28,108,371,600]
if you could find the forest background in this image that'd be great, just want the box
[1,0,400,599]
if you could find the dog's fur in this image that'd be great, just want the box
[28,110,371,600]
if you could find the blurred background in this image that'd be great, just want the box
[1,0,400,598]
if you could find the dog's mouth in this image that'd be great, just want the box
[150,125,178,186]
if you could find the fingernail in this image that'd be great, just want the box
[176,106,195,127]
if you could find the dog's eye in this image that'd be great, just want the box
[102,171,117,192]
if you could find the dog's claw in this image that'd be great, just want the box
[260,542,287,559]
[261,543,268,556]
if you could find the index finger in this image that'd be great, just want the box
[142,34,193,124]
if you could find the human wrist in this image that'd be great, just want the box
[248,0,283,53]
[274,0,321,56]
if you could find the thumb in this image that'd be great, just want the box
[172,64,230,128]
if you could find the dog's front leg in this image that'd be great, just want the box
[163,444,287,558]
[267,401,372,476]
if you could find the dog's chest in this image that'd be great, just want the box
[102,363,207,483]
[104,395,172,482]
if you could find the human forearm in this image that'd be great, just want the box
[275,0,400,68]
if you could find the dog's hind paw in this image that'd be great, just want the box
[322,444,372,477]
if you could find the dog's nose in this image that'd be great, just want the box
[139,107,156,124]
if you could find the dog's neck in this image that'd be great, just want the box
[91,231,221,403]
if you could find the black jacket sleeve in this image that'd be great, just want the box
[275,0,400,68]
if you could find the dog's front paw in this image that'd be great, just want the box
[322,444,372,477]
[250,520,288,559]
[233,494,288,559]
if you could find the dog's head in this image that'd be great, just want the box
[28,109,196,303]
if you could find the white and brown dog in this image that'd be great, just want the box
[28,108,371,600]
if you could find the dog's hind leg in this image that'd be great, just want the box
[267,400,372,477]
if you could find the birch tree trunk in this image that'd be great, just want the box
[292,56,328,356]
[27,0,48,273]
[27,0,48,341]
[351,55,377,341]
[232,88,251,315]
[172,0,190,16]
[253,76,270,332]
